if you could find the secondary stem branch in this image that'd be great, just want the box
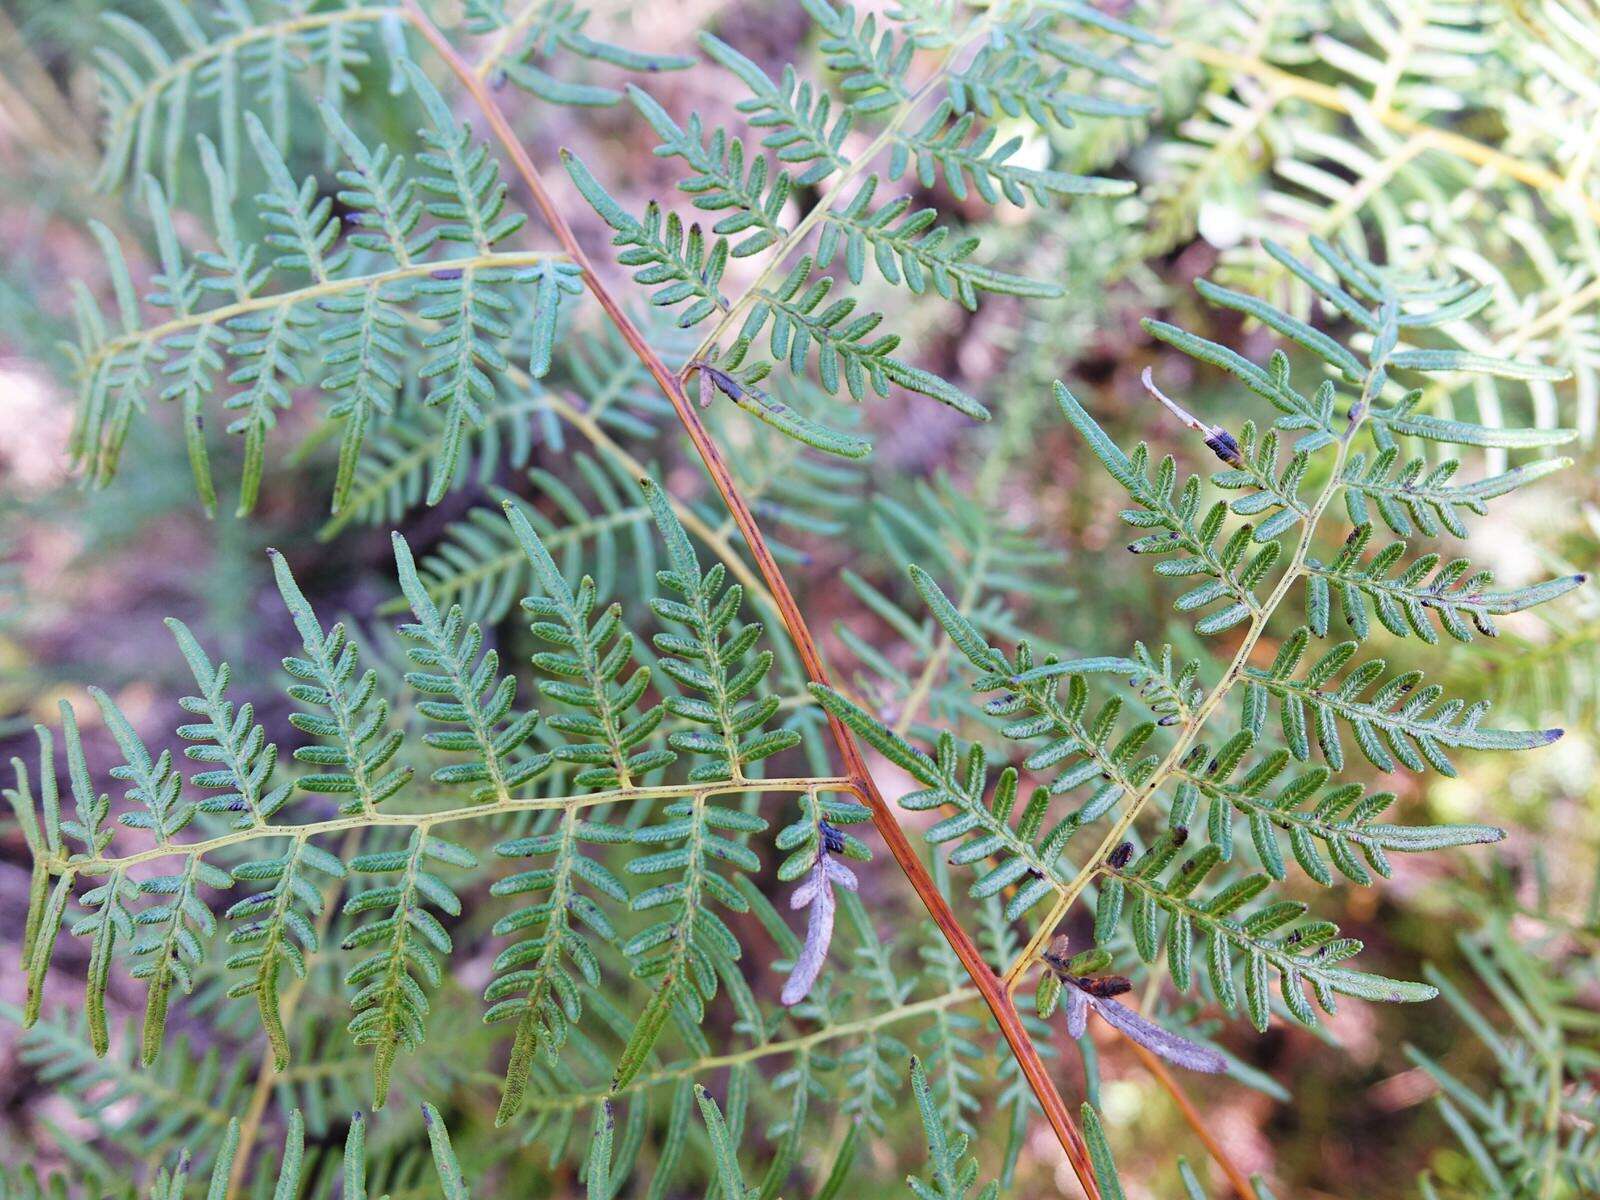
[1001,360,1380,992]
[49,777,851,875]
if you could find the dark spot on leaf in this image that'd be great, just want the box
[1078,974,1133,998]
[1043,933,1072,971]
[1205,428,1243,466]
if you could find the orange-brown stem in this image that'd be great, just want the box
[1125,1038,1257,1199]
[402,3,1100,1193]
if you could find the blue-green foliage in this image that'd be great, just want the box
[26,2,1596,1195]
[72,57,584,518]
[564,0,1157,453]
[1411,919,1600,1199]
[813,241,1577,1065]
[9,473,824,1152]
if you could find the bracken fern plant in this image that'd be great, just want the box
[1409,893,1600,1199]
[2,0,1595,1197]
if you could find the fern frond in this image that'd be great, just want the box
[54,703,135,1059]
[818,241,1578,1084]
[1142,0,1600,450]
[16,462,864,1105]
[31,4,1600,1189]
[567,0,1151,452]
[73,67,582,516]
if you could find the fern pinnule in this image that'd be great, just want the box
[393,531,546,804]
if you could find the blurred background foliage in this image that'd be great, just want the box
[0,0,1595,1197]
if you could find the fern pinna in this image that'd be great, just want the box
[817,240,1579,1061]
[563,0,1156,455]
[13,475,803,1091]
[71,62,584,519]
